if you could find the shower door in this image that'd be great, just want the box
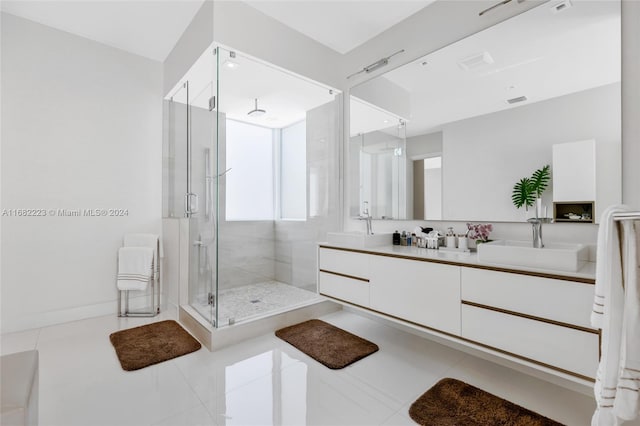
[186,46,220,327]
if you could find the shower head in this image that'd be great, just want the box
[247,98,266,117]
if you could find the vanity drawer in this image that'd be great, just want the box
[319,247,369,280]
[462,304,599,379]
[319,271,369,307]
[461,268,594,329]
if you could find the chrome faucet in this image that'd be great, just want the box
[527,217,553,248]
[359,201,373,235]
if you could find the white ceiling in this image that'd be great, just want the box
[0,0,436,61]
[169,45,338,129]
[369,0,621,137]
[244,0,435,54]
[0,0,205,61]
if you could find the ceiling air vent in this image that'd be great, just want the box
[458,52,494,71]
[551,0,572,14]
[506,96,528,104]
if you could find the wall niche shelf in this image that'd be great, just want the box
[553,202,594,223]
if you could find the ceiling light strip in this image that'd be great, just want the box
[347,49,405,79]
[479,0,512,16]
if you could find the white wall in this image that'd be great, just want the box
[163,1,213,97]
[213,1,343,91]
[443,83,620,222]
[163,1,344,97]
[1,13,163,332]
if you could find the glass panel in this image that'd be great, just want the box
[215,46,340,327]
[355,121,406,220]
[164,85,188,218]
[180,46,218,327]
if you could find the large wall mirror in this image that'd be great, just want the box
[349,0,621,222]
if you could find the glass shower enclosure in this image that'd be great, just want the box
[164,44,341,330]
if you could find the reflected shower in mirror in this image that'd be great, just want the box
[349,0,621,221]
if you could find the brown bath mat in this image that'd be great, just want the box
[275,319,378,369]
[409,378,563,426]
[109,320,201,371]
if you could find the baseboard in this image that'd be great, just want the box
[1,293,167,334]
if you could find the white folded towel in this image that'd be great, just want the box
[117,247,154,291]
[124,233,161,280]
[591,205,633,426]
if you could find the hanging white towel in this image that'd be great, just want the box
[123,233,161,280]
[117,247,154,291]
[591,206,640,425]
[613,220,640,421]
[592,205,629,426]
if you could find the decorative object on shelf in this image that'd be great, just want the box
[467,223,493,244]
[511,165,551,217]
[553,201,594,223]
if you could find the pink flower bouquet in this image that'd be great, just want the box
[467,223,493,242]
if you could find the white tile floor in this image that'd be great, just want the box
[2,309,637,426]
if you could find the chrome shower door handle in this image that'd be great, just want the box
[184,192,199,215]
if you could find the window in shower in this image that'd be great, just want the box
[225,119,274,221]
[225,118,307,221]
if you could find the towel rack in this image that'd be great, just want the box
[613,212,640,221]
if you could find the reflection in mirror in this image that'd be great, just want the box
[349,0,621,222]
[353,120,406,219]
[413,156,442,220]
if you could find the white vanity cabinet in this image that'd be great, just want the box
[368,257,460,335]
[318,248,371,307]
[317,245,599,381]
[460,267,599,379]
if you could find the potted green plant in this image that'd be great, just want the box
[512,165,551,218]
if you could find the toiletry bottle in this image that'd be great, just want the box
[446,227,456,248]
[411,233,417,246]
[401,231,407,246]
[406,232,412,246]
[393,231,400,245]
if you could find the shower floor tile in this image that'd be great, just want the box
[192,281,321,326]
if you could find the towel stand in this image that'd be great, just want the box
[117,239,161,317]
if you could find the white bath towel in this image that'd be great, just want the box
[116,247,154,291]
[124,233,161,280]
[591,205,632,426]
[614,220,640,421]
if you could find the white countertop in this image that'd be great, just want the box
[319,243,596,282]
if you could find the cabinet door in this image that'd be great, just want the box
[461,268,595,329]
[369,256,461,335]
[462,304,599,378]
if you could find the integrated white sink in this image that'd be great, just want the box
[477,240,589,272]
[325,232,391,249]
